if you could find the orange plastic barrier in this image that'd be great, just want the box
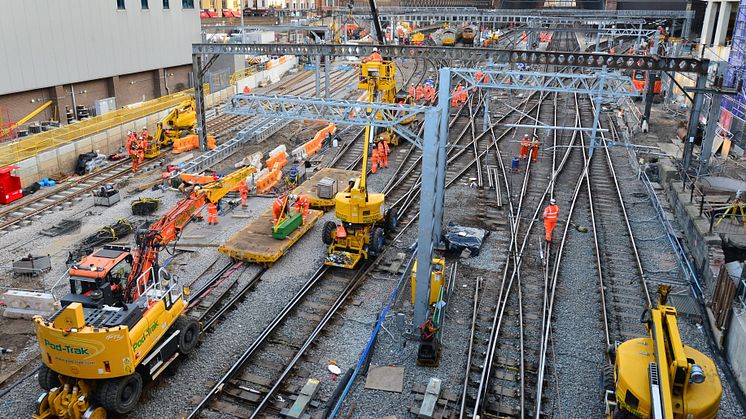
[265,150,287,170]
[256,167,282,194]
[304,123,336,158]
[173,134,216,154]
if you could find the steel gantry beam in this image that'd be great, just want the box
[452,69,638,98]
[192,43,710,74]
[225,94,429,148]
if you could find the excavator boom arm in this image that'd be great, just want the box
[124,166,257,301]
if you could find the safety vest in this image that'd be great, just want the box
[207,202,218,214]
[543,205,559,220]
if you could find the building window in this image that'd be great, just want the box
[182,0,194,8]
[141,0,148,9]
[163,0,169,8]
[117,0,126,9]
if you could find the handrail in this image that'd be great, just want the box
[0,87,208,166]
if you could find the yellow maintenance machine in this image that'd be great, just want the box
[32,166,256,419]
[604,285,722,418]
[320,59,398,269]
[144,97,197,158]
[359,59,401,145]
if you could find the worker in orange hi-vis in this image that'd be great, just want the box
[207,201,219,225]
[519,134,531,160]
[451,87,460,107]
[427,85,436,103]
[416,84,424,101]
[543,198,560,242]
[408,84,416,99]
[238,179,249,208]
[272,194,289,223]
[362,47,383,63]
[130,142,143,172]
[371,148,379,174]
[140,126,149,142]
[459,85,467,104]
[294,194,310,222]
[530,138,540,162]
[475,71,483,82]
[377,139,389,168]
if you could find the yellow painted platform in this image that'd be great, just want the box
[292,167,357,209]
[218,209,322,266]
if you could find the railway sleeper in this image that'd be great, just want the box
[210,399,252,417]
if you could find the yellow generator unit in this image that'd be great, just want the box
[605,285,721,419]
[411,258,446,305]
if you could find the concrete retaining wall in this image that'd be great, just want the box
[658,161,724,286]
[13,56,299,187]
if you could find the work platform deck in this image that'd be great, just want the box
[292,167,357,209]
[219,209,323,265]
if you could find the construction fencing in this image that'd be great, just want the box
[0,88,204,167]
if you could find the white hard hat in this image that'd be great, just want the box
[194,185,201,191]
[524,134,529,138]
[142,126,147,130]
[550,198,556,205]
[372,47,378,52]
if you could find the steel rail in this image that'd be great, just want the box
[186,264,330,419]
[534,92,591,417]
[199,268,266,331]
[471,35,584,416]
[247,263,372,418]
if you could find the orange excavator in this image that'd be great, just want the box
[32,165,255,418]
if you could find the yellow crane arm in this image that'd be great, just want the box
[0,100,53,137]
[650,308,675,419]
[358,81,379,194]
[199,165,257,203]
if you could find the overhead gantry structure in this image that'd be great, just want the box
[191,41,709,327]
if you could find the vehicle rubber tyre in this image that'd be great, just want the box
[385,208,398,232]
[322,221,337,245]
[96,372,142,415]
[369,227,385,256]
[38,364,60,391]
[176,316,200,355]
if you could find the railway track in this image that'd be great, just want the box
[187,264,369,418]
[0,66,363,234]
[457,32,596,418]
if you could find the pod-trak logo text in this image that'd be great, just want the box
[44,339,89,355]
[132,321,160,351]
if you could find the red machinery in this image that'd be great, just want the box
[0,165,22,204]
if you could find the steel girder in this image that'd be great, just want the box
[224,93,430,148]
[451,69,638,98]
[192,43,710,74]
